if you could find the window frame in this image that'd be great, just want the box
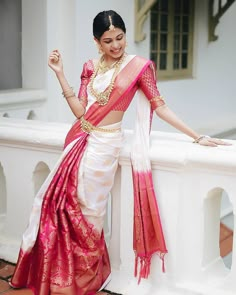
[150,0,195,80]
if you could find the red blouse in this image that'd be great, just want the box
[78,58,165,112]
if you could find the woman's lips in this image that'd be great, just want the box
[111,48,122,54]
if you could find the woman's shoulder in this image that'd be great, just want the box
[128,54,152,63]
[80,59,96,78]
[126,54,153,68]
[81,57,100,75]
[83,59,97,70]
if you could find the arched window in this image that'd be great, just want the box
[33,162,50,195]
[202,188,234,270]
[220,190,234,269]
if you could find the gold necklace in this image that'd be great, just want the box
[98,56,120,74]
[89,53,126,106]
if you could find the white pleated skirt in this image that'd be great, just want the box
[77,121,124,233]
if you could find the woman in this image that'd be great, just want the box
[10,10,229,295]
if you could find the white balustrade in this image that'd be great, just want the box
[0,89,47,120]
[0,118,70,262]
[0,117,236,295]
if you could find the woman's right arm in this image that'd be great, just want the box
[48,50,85,119]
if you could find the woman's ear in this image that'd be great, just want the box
[94,38,103,54]
[93,38,100,45]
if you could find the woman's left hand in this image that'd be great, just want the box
[198,136,232,147]
[48,49,63,74]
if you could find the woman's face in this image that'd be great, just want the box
[96,28,126,60]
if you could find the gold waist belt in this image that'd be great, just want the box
[80,117,121,133]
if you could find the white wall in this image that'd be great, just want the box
[46,0,77,123]
[22,0,47,89]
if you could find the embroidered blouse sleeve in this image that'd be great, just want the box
[78,60,93,108]
[138,62,165,111]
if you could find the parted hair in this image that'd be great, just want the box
[93,10,126,40]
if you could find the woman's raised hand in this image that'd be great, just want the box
[48,49,63,74]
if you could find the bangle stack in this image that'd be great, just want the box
[193,135,210,143]
[62,87,75,99]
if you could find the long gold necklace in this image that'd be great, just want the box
[89,53,126,106]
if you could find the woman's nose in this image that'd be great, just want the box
[112,41,120,48]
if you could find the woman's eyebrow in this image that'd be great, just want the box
[102,33,123,41]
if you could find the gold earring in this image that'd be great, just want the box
[94,40,104,54]
[98,45,104,54]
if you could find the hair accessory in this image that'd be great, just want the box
[108,15,115,31]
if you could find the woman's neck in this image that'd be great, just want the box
[97,53,126,74]
[102,54,124,67]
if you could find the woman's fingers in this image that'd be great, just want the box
[49,54,60,64]
[48,50,63,73]
[50,55,59,62]
[49,50,60,62]
[53,49,60,58]
[198,137,232,147]
[52,49,60,55]
[209,138,232,146]
[199,139,217,147]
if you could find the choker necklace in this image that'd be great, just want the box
[89,53,127,106]
[98,56,120,74]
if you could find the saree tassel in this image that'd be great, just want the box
[161,255,166,273]
[135,256,152,284]
[138,258,144,284]
[134,255,138,277]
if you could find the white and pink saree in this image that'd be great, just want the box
[10,55,167,294]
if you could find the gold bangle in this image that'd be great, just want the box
[65,93,76,99]
[63,91,74,97]
[62,87,74,97]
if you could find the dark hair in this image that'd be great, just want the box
[93,10,126,40]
